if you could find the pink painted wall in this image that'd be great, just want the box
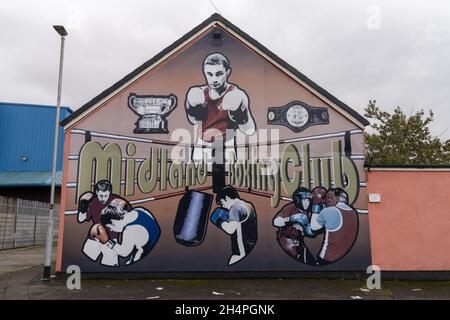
[367,169,450,270]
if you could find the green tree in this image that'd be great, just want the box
[364,100,450,165]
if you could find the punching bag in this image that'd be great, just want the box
[173,190,213,246]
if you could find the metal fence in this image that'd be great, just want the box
[0,196,59,250]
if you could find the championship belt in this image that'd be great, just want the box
[267,101,329,133]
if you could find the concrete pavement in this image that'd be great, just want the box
[0,246,52,276]
[1,246,450,300]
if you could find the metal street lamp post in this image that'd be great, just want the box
[42,25,68,281]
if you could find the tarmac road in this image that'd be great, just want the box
[1,246,450,300]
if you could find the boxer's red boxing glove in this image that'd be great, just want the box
[90,224,110,244]
[311,186,327,213]
[312,187,327,205]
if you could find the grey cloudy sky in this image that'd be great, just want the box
[1,0,449,139]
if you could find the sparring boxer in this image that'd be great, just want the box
[185,53,256,164]
[272,188,316,265]
[296,188,359,265]
[210,186,257,266]
[77,180,131,266]
[93,202,161,266]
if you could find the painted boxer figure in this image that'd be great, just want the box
[313,188,358,265]
[91,201,161,266]
[77,180,131,266]
[185,53,256,164]
[293,188,359,265]
[273,187,316,265]
[210,186,258,266]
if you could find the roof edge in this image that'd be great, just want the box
[0,101,73,113]
[61,13,368,128]
[212,15,369,127]
[61,14,219,127]
[365,163,450,169]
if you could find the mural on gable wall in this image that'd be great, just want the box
[57,23,370,272]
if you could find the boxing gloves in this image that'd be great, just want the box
[90,223,110,244]
[273,213,309,227]
[186,86,251,125]
[185,87,207,122]
[229,106,249,124]
[312,187,327,213]
[289,213,309,226]
[289,214,317,238]
[78,192,94,214]
[273,216,287,227]
[210,207,230,228]
[211,208,238,235]
[221,89,249,125]
[303,225,317,238]
[78,199,90,214]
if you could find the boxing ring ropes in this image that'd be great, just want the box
[63,128,368,215]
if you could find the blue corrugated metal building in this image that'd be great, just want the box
[0,102,72,201]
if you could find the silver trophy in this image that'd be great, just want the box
[128,93,177,133]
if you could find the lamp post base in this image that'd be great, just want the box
[42,266,51,281]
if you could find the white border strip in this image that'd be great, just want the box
[130,197,155,205]
[69,154,364,162]
[70,128,363,149]
[68,155,146,163]
[66,180,368,188]
[65,206,369,215]
[71,129,154,144]
[284,129,361,144]
[64,197,154,215]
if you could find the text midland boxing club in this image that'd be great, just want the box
[75,137,360,209]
